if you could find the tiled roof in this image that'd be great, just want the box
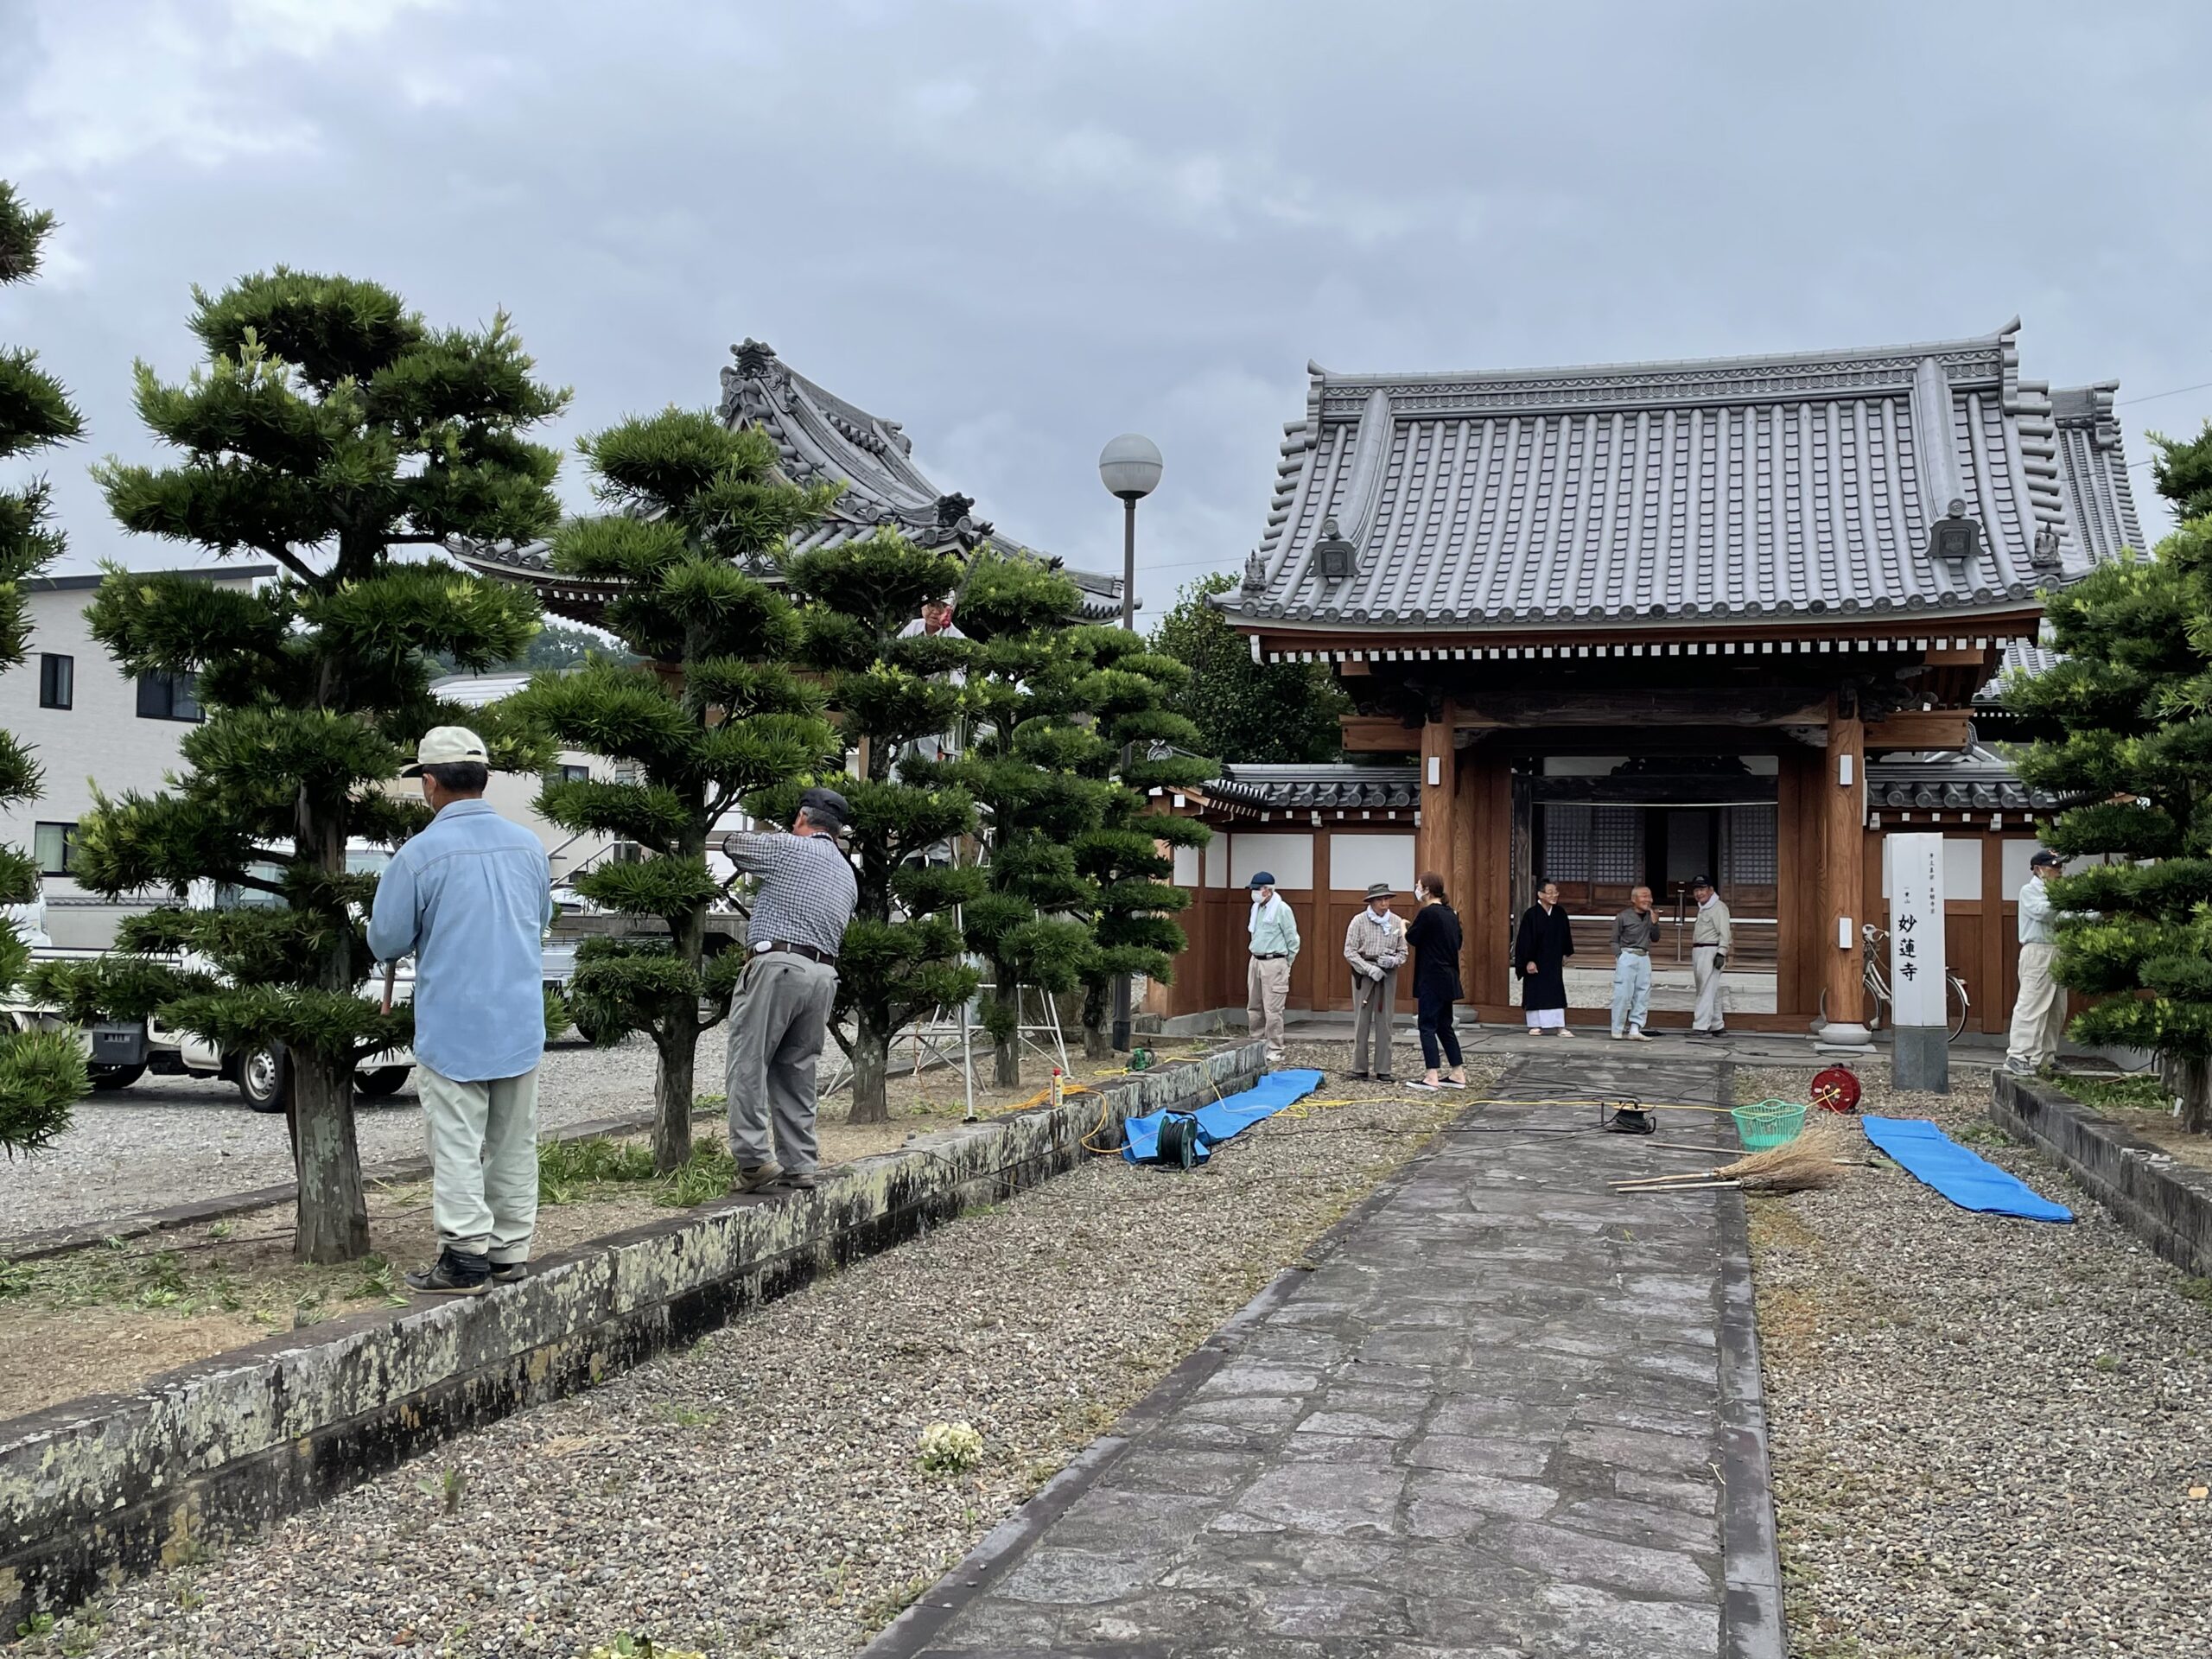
[1867,753,2054,813]
[453,341,1124,626]
[1204,763,1420,811]
[2051,384,2146,567]
[1219,321,2133,635]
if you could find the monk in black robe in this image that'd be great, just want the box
[1515,880,1574,1036]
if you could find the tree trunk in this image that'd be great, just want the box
[995,977,1020,1088]
[1083,1018,1109,1062]
[653,1024,696,1171]
[847,1019,889,1124]
[2171,1054,2210,1135]
[1082,981,1109,1061]
[292,1052,370,1263]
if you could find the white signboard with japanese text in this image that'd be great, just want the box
[1887,832,1947,1028]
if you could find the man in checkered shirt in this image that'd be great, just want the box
[720,786,858,1192]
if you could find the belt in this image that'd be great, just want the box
[1618,946,1649,956]
[1251,951,1288,962]
[753,939,836,966]
[1693,942,1720,950]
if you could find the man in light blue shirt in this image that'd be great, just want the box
[2005,850,2065,1076]
[1246,871,1300,1065]
[368,727,554,1294]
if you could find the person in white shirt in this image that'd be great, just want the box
[1245,873,1300,1065]
[2005,850,2066,1076]
[1688,876,1732,1038]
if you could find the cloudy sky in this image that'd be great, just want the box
[5,0,2209,615]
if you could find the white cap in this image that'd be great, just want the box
[402,725,489,777]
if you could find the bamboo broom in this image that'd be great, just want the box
[1613,1118,1853,1195]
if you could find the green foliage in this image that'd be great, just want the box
[1147,571,1346,764]
[2152,420,2212,525]
[2005,496,2212,1124]
[510,409,839,1167]
[76,270,567,1257]
[0,182,90,1154]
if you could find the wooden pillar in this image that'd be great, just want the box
[1819,693,1872,1047]
[1980,832,2008,1034]
[1414,709,1457,897]
[1775,746,1820,1016]
[1465,746,1512,1006]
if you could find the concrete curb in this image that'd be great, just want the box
[1716,1187,1788,1659]
[860,1076,1453,1659]
[1992,1071,2211,1276]
[0,1043,1263,1630]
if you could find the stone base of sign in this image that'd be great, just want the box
[1891,1025,1949,1093]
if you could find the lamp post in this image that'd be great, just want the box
[1097,433,1162,1052]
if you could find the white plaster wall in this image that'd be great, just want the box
[1878,836,1985,901]
[1203,836,1230,888]
[1329,833,1416,892]
[1230,832,1313,890]
[1173,843,1202,886]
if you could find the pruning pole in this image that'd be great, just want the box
[380,962,397,1014]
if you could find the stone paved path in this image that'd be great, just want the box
[869,1053,1783,1659]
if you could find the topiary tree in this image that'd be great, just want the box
[779,529,984,1124]
[1151,570,1347,764]
[0,181,92,1154]
[38,270,563,1260]
[2006,513,2212,1129]
[1070,642,1215,1061]
[920,552,1117,1086]
[510,410,842,1171]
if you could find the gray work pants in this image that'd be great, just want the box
[1350,966,1396,1075]
[1692,944,1726,1032]
[725,952,838,1174]
[1247,956,1291,1062]
[419,1065,540,1263]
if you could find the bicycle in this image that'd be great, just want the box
[1817,922,1970,1042]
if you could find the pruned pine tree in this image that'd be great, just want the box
[512,410,842,1171]
[36,271,563,1261]
[0,182,91,1154]
[2005,512,2212,1129]
[1070,641,1215,1061]
[924,553,1118,1086]
[780,529,983,1125]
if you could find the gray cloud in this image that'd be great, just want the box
[5,0,2208,613]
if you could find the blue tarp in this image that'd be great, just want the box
[1122,1069,1324,1164]
[1861,1115,2074,1223]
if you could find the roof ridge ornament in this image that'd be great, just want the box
[1313,516,1358,582]
[1242,548,1268,591]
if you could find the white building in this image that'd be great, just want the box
[0,567,276,947]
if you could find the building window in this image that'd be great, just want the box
[33,822,76,876]
[558,764,590,785]
[37,654,73,710]
[135,671,202,722]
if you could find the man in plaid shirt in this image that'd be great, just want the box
[721,787,858,1192]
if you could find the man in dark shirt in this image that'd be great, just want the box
[1609,884,1657,1041]
[721,787,859,1193]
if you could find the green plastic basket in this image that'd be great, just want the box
[1731,1099,1808,1151]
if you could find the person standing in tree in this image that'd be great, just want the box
[1609,884,1657,1042]
[1404,872,1467,1090]
[2005,850,2067,1077]
[1516,880,1574,1037]
[720,787,860,1192]
[368,728,555,1296]
[1688,874,1732,1038]
[1245,871,1299,1065]
[1342,881,1405,1082]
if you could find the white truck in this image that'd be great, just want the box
[0,844,416,1114]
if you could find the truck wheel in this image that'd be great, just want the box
[238,1045,288,1114]
[356,1065,411,1098]
[89,1063,146,1092]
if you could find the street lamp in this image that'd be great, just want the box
[1097,433,1161,1052]
[1097,433,1162,633]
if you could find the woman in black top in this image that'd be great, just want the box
[1404,869,1467,1090]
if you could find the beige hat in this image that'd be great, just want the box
[402,725,489,777]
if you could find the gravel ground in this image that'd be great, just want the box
[22,1044,1495,1659]
[1739,1064,2212,1659]
[0,1041,661,1239]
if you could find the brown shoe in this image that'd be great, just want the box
[734,1162,784,1193]
[779,1171,818,1192]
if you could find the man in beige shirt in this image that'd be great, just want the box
[1689,875,1732,1038]
[1342,882,1406,1080]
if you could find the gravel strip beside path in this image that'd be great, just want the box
[1739,1065,2212,1659]
[32,1047,1492,1659]
[0,1042,660,1238]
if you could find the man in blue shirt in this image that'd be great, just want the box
[368,727,553,1294]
